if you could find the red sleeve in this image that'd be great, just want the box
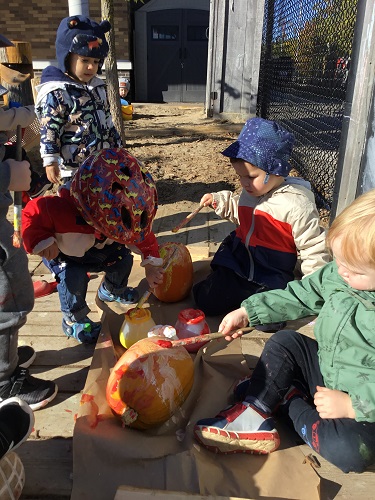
[135,231,160,258]
[22,197,56,254]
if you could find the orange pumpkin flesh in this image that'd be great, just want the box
[153,242,193,303]
[106,336,194,429]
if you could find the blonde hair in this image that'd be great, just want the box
[327,189,375,268]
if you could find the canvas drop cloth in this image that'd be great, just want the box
[71,257,320,500]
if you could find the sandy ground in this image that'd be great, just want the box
[125,103,243,212]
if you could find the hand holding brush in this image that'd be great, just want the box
[156,326,255,348]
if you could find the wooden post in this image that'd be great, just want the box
[0,41,34,106]
[101,1,126,145]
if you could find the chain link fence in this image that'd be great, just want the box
[256,0,358,220]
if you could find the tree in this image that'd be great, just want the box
[101,0,125,144]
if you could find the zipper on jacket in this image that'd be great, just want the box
[245,208,256,281]
[84,85,105,148]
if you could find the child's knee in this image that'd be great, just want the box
[311,429,375,473]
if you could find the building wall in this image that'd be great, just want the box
[207,0,264,121]
[0,0,129,63]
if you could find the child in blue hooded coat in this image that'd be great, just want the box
[35,15,122,185]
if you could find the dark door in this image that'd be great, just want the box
[147,9,209,102]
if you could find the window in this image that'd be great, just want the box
[151,26,179,41]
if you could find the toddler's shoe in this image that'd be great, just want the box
[17,346,36,369]
[0,367,58,411]
[28,172,53,199]
[194,401,280,455]
[0,397,34,459]
[97,283,139,305]
[62,317,101,344]
[276,385,309,415]
[0,452,25,499]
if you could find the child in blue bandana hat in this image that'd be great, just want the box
[193,118,330,321]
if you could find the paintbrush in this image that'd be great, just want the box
[156,326,255,348]
[12,125,23,248]
[171,205,204,233]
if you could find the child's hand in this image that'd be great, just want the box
[219,307,249,340]
[200,193,213,207]
[314,386,356,419]
[45,163,60,184]
[8,159,31,192]
[144,264,164,289]
[37,242,59,260]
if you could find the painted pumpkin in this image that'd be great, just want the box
[106,336,194,429]
[153,242,193,303]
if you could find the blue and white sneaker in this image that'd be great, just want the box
[97,283,139,305]
[62,317,101,344]
[194,402,280,455]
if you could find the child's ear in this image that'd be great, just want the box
[99,20,111,34]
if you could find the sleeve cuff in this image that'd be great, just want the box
[140,256,164,267]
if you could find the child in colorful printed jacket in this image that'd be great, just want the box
[193,118,330,322]
[194,188,375,473]
[35,16,122,185]
[21,148,164,344]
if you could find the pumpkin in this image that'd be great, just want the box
[106,336,194,429]
[153,242,193,303]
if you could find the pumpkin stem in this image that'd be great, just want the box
[121,406,138,426]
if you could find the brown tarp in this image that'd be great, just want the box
[71,258,320,499]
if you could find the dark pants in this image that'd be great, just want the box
[245,330,375,472]
[193,265,266,316]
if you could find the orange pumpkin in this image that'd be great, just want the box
[153,242,193,303]
[106,336,194,429]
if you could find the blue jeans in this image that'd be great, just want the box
[245,330,375,472]
[44,243,133,322]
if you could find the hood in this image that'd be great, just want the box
[35,65,105,105]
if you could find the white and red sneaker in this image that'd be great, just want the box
[194,401,280,455]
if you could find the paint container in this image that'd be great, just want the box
[174,308,210,353]
[148,325,178,340]
[119,308,156,349]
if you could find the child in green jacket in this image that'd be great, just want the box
[194,188,375,473]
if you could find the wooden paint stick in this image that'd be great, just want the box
[171,205,204,233]
[156,326,254,348]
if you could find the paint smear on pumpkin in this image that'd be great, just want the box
[156,339,172,348]
[137,351,187,411]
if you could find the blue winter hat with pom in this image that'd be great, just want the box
[222,118,295,177]
[55,15,111,72]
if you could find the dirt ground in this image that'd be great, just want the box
[124,103,244,213]
[28,102,243,214]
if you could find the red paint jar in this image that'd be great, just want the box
[175,308,210,353]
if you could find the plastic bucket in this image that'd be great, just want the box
[121,104,133,121]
